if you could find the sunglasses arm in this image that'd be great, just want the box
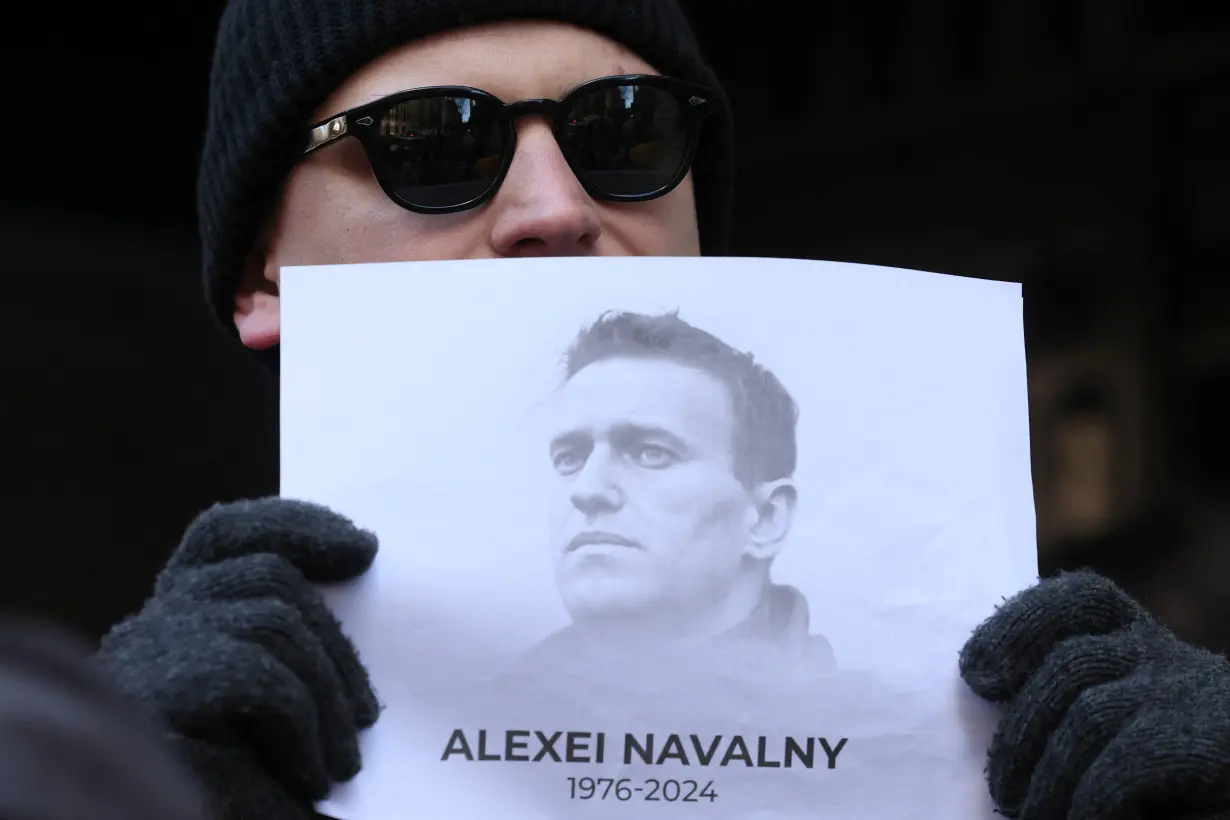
[304,115,348,155]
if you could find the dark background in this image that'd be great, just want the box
[4,2,1230,650]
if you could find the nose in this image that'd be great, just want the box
[488,123,602,257]
[570,450,624,516]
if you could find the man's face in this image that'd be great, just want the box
[233,20,702,350]
[545,357,755,625]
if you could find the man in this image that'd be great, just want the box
[519,310,836,683]
[94,0,1230,817]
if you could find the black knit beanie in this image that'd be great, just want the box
[197,0,734,333]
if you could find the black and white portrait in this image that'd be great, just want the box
[280,256,1037,820]
[512,309,837,685]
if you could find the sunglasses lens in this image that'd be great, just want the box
[560,83,693,198]
[369,95,506,209]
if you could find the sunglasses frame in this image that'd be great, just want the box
[303,74,716,215]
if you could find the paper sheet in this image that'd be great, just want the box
[279,256,1038,820]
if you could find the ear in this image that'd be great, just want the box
[233,233,281,350]
[743,479,797,560]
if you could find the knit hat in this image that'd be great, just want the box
[197,0,734,332]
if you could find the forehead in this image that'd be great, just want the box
[549,358,735,441]
[317,20,658,116]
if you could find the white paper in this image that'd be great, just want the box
[279,256,1038,820]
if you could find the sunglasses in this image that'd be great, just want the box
[304,74,715,214]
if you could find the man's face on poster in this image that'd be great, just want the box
[545,357,755,623]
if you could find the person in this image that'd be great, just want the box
[0,617,205,820]
[516,309,836,682]
[94,0,1230,818]
[472,310,849,820]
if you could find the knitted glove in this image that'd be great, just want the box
[96,498,381,820]
[960,570,1230,820]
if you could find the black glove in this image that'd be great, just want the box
[960,570,1230,820]
[96,498,381,820]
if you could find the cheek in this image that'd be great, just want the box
[644,474,748,541]
[548,485,572,528]
[599,175,700,255]
[266,161,490,271]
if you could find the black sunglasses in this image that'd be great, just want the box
[303,74,715,214]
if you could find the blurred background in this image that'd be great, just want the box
[3,2,1229,651]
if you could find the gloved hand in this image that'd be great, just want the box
[96,498,381,820]
[960,570,1230,820]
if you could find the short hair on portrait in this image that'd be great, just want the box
[563,311,798,486]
